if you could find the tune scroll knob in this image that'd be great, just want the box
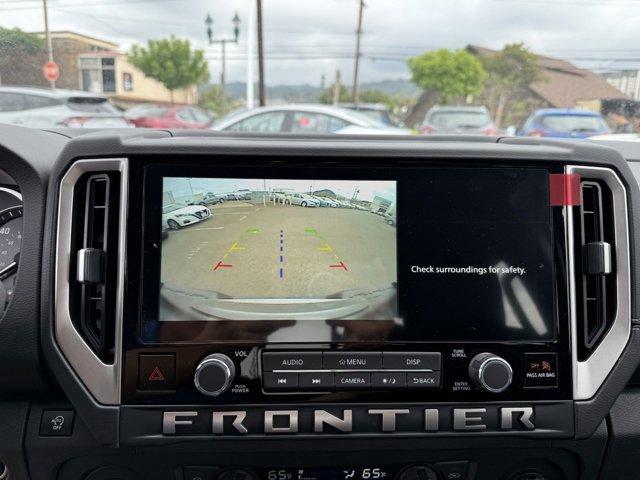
[194,353,236,396]
[469,352,513,393]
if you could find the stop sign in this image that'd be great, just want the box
[43,61,59,82]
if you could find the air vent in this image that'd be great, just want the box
[575,180,616,360]
[71,172,121,362]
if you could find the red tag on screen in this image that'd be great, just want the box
[549,173,581,206]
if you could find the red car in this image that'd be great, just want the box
[124,104,213,129]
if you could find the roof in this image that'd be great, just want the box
[215,104,382,129]
[427,105,490,113]
[467,45,629,107]
[532,108,603,116]
[30,31,119,50]
[0,86,109,100]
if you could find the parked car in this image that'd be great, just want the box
[189,193,220,206]
[312,196,338,207]
[125,104,213,129]
[519,108,610,139]
[338,102,395,126]
[235,189,252,200]
[213,104,411,135]
[0,86,131,128]
[289,193,320,207]
[420,105,498,135]
[162,203,211,229]
[384,213,397,227]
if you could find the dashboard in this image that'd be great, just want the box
[1,125,640,480]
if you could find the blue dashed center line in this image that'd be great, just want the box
[279,230,284,279]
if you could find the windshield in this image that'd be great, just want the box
[428,111,491,128]
[540,114,607,132]
[162,204,184,214]
[0,1,639,136]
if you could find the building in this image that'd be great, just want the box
[603,71,640,101]
[370,196,393,214]
[0,31,197,106]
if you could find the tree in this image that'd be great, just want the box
[128,36,210,103]
[481,43,542,127]
[0,27,44,54]
[408,49,486,103]
[318,84,350,104]
[199,85,231,117]
[358,89,393,107]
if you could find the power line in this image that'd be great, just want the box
[0,0,182,10]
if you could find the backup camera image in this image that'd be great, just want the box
[159,177,397,322]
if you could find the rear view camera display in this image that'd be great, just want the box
[159,177,398,323]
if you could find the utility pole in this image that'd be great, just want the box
[332,70,341,105]
[43,0,55,89]
[247,0,256,109]
[205,13,241,94]
[351,0,365,104]
[256,0,266,106]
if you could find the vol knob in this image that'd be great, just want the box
[469,352,513,393]
[194,353,235,396]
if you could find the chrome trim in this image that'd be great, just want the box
[477,356,513,394]
[54,158,127,405]
[194,353,236,396]
[0,186,22,203]
[567,166,631,400]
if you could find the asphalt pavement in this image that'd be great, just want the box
[160,201,397,299]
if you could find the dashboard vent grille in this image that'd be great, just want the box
[71,172,120,362]
[575,180,616,360]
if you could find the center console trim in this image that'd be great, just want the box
[54,158,128,405]
[566,165,631,400]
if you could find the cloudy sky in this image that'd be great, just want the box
[164,177,396,202]
[1,0,639,86]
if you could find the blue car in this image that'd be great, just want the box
[519,108,610,139]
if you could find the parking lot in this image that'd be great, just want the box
[160,201,397,299]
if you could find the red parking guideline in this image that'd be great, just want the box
[329,261,348,271]
[213,261,233,271]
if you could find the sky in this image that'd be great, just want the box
[1,0,640,86]
[163,177,396,202]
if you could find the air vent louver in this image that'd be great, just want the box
[71,173,120,362]
[576,180,616,360]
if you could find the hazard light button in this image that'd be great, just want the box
[138,354,176,390]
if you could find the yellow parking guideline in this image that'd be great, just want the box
[229,242,246,252]
[317,244,334,253]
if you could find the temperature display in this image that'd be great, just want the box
[262,467,391,480]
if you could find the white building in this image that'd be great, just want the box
[604,71,640,101]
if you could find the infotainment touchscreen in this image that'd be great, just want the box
[159,178,399,323]
[145,166,558,343]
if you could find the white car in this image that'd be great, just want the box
[213,104,411,136]
[0,86,131,129]
[162,203,211,229]
[289,193,320,207]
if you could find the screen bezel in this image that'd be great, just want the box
[130,157,567,346]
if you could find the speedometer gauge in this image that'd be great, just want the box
[0,206,22,310]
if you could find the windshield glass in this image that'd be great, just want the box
[428,111,491,128]
[0,1,638,136]
[540,114,606,132]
